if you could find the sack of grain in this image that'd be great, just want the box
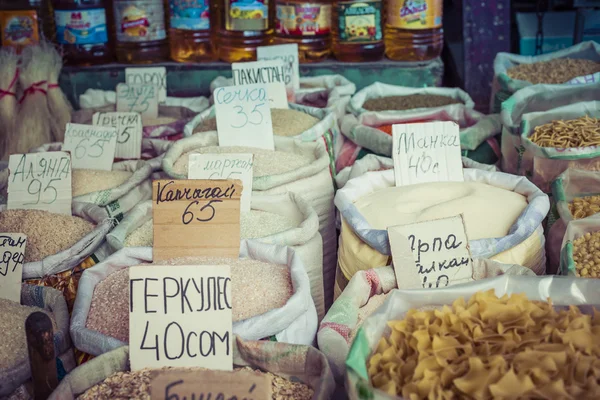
[345,275,600,400]
[559,217,600,277]
[0,284,73,397]
[520,101,600,192]
[50,337,335,400]
[500,81,600,175]
[334,168,549,296]
[71,241,317,356]
[491,41,600,113]
[318,260,535,381]
[162,132,337,309]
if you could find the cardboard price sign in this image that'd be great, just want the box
[93,112,143,159]
[0,233,26,302]
[151,369,271,400]
[125,66,167,102]
[63,123,118,170]
[388,215,474,290]
[129,265,233,371]
[152,179,242,261]
[116,83,159,120]
[7,152,72,215]
[232,60,289,109]
[392,121,463,186]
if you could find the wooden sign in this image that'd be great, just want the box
[93,112,143,159]
[7,152,72,215]
[231,60,289,109]
[392,121,463,186]
[63,123,118,170]
[125,66,167,102]
[152,179,242,261]
[116,83,159,120]
[0,233,26,302]
[388,215,474,290]
[129,265,233,371]
[151,369,271,400]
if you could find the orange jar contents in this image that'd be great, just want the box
[0,0,52,51]
[168,0,217,62]
[331,0,383,62]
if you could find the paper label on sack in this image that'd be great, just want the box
[63,123,118,170]
[152,179,242,261]
[257,43,300,95]
[129,265,233,371]
[213,84,275,150]
[232,60,289,108]
[388,215,474,290]
[93,112,143,159]
[150,369,271,400]
[392,121,463,186]
[7,152,72,215]
[116,83,159,120]
[0,234,26,303]
[126,67,167,102]
[188,154,253,213]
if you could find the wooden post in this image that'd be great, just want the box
[25,312,58,400]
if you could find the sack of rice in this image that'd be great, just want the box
[318,260,535,381]
[345,275,600,400]
[71,241,317,357]
[49,336,335,400]
[491,41,600,113]
[520,102,600,192]
[334,168,549,297]
[0,284,73,397]
[500,81,600,175]
[162,132,337,309]
[107,192,326,320]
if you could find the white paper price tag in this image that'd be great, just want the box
[257,43,300,95]
[126,67,167,102]
[392,121,463,187]
[232,60,289,109]
[129,265,233,371]
[63,123,118,170]
[388,215,474,290]
[214,84,274,150]
[0,233,26,303]
[93,112,143,159]
[188,153,253,212]
[116,83,159,120]
[7,152,72,215]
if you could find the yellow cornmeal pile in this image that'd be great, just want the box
[0,209,95,262]
[506,58,600,84]
[369,290,600,399]
[77,367,313,400]
[569,195,600,219]
[72,169,133,197]
[572,230,600,278]
[529,116,600,148]
[362,94,462,112]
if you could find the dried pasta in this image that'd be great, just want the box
[368,290,600,399]
[529,116,600,148]
[569,195,600,220]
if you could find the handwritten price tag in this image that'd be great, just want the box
[125,66,167,102]
[388,215,474,290]
[232,60,289,108]
[129,265,233,371]
[151,369,271,400]
[392,121,464,187]
[93,112,143,159]
[257,43,300,96]
[7,152,72,215]
[0,233,26,302]
[63,123,117,170]
[214,84,275,150]
[116,83,159,120]
[152,179,241,261]
[188,154,253,212]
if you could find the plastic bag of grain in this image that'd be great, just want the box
[49,337,335,400]
[162,132,337,308]
[500,81,600,176]
[345,274,600,400]
[334,168,549,296]
[491,41,600,113]
[318,260,535,381]
[71,242,317,356]
[0,284,73,397]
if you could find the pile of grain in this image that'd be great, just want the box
[0,299,56,369]
[271,108,319,137]
[124,219,153,247]
[78,366,313,400]
[86,268,129,342]
[0,209,95,262]
[172,146,311,177]
[362,94,462,112]
[506,58,600,84]
[72,169,133,197]
[529,115,600,148]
